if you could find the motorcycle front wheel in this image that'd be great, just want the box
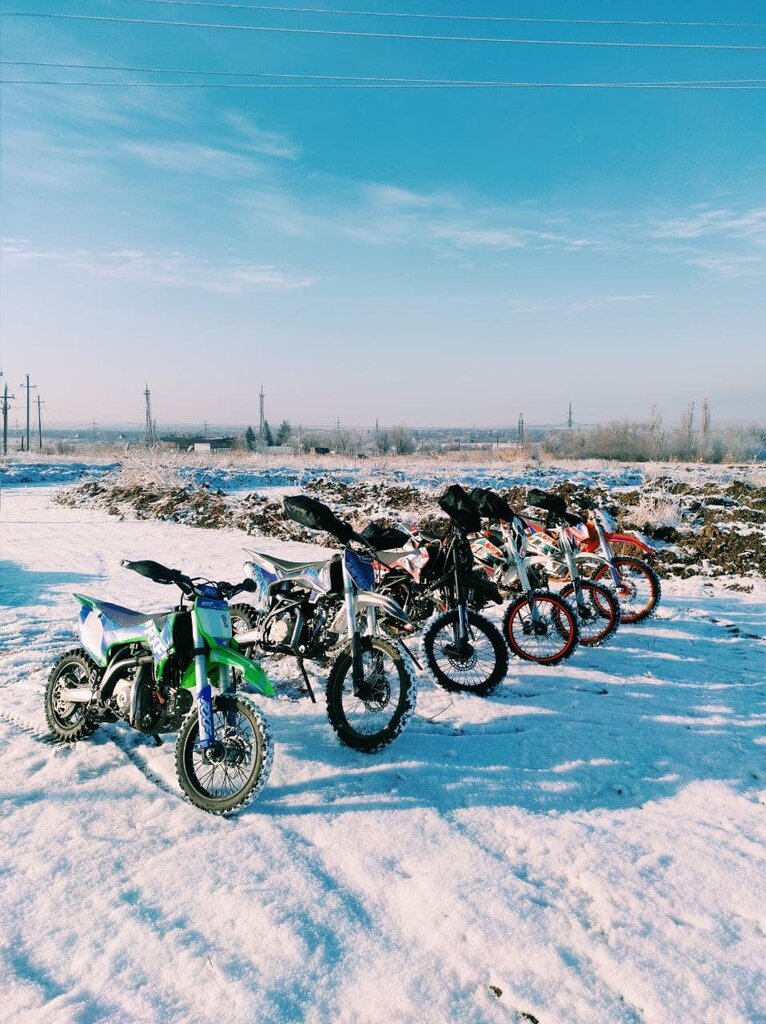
[422,608,508,696]
[326,636,417,752]
[502,591,580,665]
[559,579,621,647]
[175,693,273,814]
[593,557,661,623]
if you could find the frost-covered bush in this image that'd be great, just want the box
[624,490,686,531]
[116,449,184,490]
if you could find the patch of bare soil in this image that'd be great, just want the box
[55,474,766,578]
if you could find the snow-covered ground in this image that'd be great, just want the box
[1,485,764,1024]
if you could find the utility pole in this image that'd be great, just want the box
[37,395,45,451]
[19,374,37,452]
[258,385,265,447]
[91,419,97,444]
[2,383,15,455]
[567,402,573,430]
[144,384,156,446]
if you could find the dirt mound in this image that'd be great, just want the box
[55,473,766,578]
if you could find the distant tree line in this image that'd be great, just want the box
[542,401,765,463]
[238,420,417,455]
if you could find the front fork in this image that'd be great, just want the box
[503,527,545,626]
[561,535,588,612]
[453,566,470,646]
[595,520,622,588]
[343,560,365,690]
[190,613,231,751]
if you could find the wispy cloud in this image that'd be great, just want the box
[428,223,527,251]
[225,112,301,161]
[123,141,263,179]
[647,205,766,278]
[1,240,318,292]
[650,207,766,244]
[566,293,655,314]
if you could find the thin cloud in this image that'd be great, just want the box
[225,112,301,161]
[123,141,262,179]
[1,240,318,292]
[566,294,655,314]
[649,206,766,244]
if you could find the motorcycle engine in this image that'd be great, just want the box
[113,677,133,719]
[110,662,192,734]
[263,608,296,649]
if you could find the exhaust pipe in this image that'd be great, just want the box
[61,687,94,703]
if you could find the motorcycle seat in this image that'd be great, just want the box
[89,599,169,631]
[373,547,413,567]
[249,551,333,575]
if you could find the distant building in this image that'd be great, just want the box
[160,435,235,452]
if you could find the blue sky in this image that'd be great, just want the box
[1,0,764,429]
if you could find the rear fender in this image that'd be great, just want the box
[181,646,275,696]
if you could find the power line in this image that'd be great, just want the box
[4,12,766,51]
[3,66,765,89]
[115,0,766,32]
[6,79,766,89]
[6,62,766,90]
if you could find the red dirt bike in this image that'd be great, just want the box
[524,504,661,624]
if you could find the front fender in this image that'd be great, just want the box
[357,590,413,627]
[606,532,656,554]
[574,553,610,570]
[181,646,275,697]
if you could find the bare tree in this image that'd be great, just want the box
[375,429,392,454]
[390,424,415,455]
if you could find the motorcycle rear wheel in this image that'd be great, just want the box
[45,647,101,741]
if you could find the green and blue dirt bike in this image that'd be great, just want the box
[45,559,275,814]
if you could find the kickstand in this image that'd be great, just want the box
[150,734,163,747]
[296,658,317,704]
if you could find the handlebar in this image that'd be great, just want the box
[122,560,256,601]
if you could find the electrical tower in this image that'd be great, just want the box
[37,395,45,451]
[518,413,524,446]
[2,383,15,455]
[567,402,574,430]
[258,385,265,447]
[144,384,156,446]
[19,374,37,452]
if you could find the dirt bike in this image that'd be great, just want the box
[566,507,661,622]
[522,489,621,647]
[45,560,274,814]
[468,487,581,665]
[372,485,508,696]
[230,495,417,753]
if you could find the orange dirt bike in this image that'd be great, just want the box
[521,489,621,647]
[525,503,661,623]
[468,487,581,665]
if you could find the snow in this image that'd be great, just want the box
[1,485,765,1024]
